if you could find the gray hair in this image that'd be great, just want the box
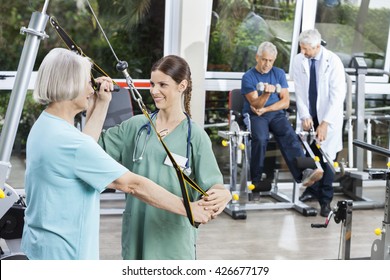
[33,48,92,105]
[257,41,278,57]
[299,29,322,48]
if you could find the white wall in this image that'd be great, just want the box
[164,0,213,127]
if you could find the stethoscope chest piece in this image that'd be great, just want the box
[132,111,192,169]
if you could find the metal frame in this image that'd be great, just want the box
[0,1,50,216]
[352,140,390,260]
[340,64,390,209]
[218,116,318,219]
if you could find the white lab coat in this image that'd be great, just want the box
[292,46,346,160]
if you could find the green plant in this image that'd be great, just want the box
[0,91,44,153]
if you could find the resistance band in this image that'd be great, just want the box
[49,15,207,227]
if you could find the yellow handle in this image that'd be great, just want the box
[222,140,228,147]
[374,228,382,236]
[0,189,5,199]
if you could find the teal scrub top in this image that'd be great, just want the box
[22,111,128,260]
[99,114,223,259]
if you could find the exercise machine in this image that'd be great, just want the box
[353,140,390,260]
[0,1,50,259]
[0,184,27,259]
[218,89,324,219]
[311,200,354,260]
[311,140,390,260]
[340,57,390,209]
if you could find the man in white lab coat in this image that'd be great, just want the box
[292,29,346,217]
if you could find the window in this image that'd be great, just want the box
[207,0,298,73]
[315,0,390,70]
[0,0,166,78]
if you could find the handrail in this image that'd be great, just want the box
[353,140,390,158]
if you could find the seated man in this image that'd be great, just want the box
[241,41,323,192]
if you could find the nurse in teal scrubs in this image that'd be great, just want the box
[99,55,231,259]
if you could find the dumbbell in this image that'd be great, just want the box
[256,82,281,94]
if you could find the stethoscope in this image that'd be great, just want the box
[133,110,192,174]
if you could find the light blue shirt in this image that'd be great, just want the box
[21,111,127,259]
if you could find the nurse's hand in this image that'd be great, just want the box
[199,186,232,219]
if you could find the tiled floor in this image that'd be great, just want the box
[4,152,388,260]
[98,184,386,260]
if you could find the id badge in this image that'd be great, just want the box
[164,153,191,175]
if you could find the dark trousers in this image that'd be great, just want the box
[303,142,335,205]
[250,111,305,183]
[303,117,335,205]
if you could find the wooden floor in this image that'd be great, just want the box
[6,152,388,260]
